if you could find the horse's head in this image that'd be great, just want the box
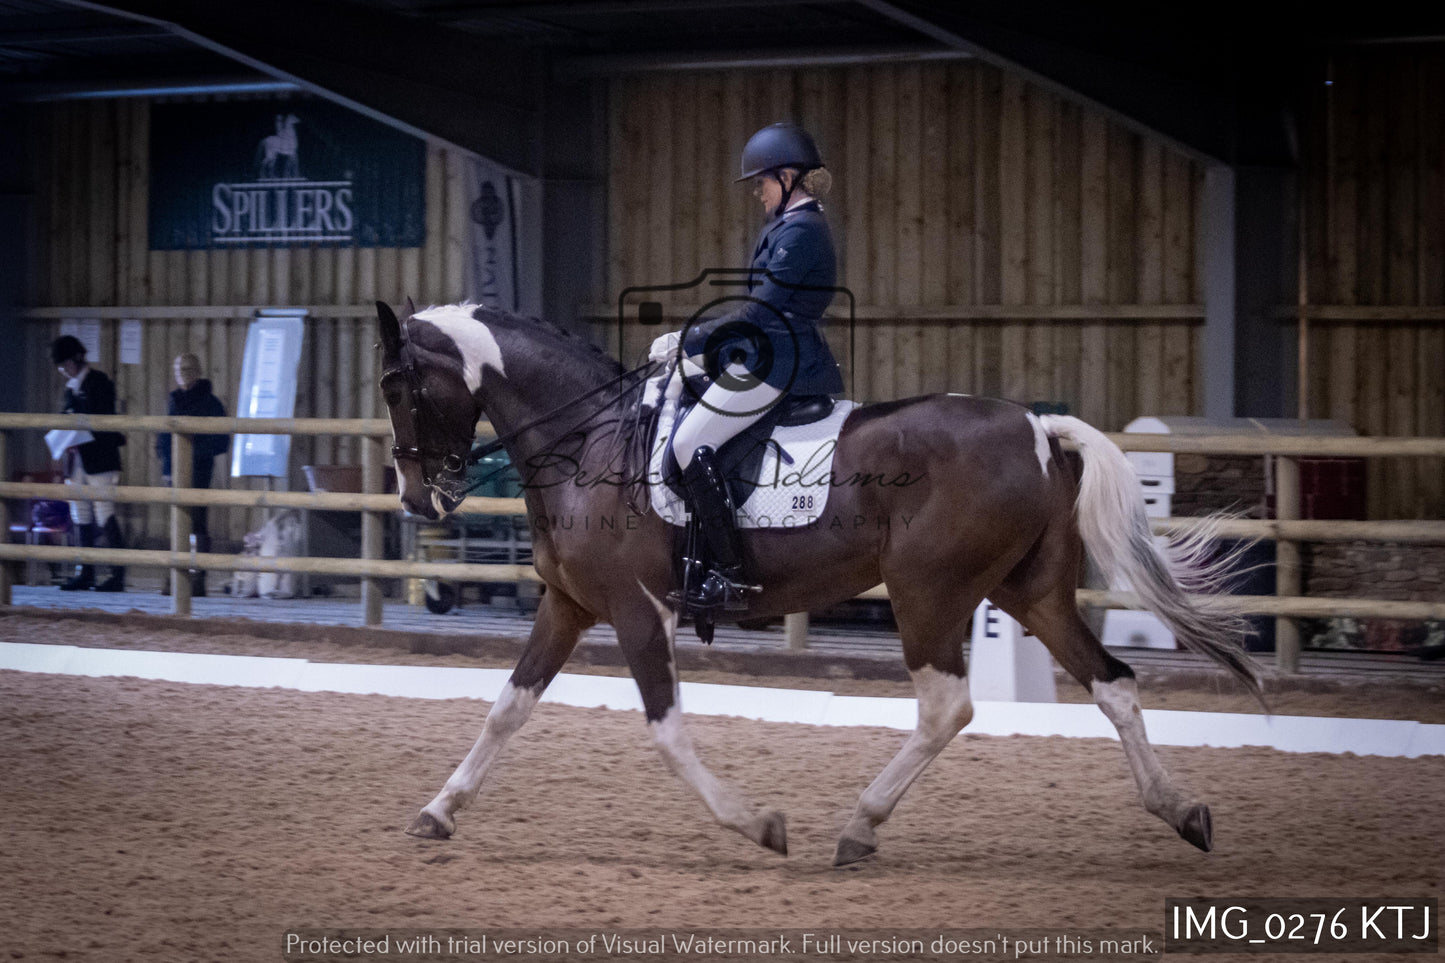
[377,300,482,520]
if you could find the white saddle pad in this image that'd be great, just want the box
[648,394,855,530]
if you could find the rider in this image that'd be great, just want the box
[669,122,844,613]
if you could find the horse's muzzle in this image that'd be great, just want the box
[399,491,440,521]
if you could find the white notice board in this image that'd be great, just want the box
[231,313,305,478]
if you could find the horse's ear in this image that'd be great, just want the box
[377,301,401,353]
[404,296,417,317]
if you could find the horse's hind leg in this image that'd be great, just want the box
[614,581,787,856]
[993,581,1213,852]
[834,580,980,866]
[406,589,593,840]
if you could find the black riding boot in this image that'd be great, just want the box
[94,516,126,592]
[59,522,96,591]
[681,446,755,613]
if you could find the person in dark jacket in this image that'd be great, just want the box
[668,122,844,613]
[156,353,230,597]
[50,334,128,591]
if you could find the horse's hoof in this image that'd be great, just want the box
[832,836,877,867]
[405,810,454,840]
[756,811,788,856]
[1178,804,1213,852]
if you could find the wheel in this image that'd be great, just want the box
[424,580,457,615]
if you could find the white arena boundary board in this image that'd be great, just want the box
[1,642,1441,760]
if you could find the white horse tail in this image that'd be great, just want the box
[1038,414,1265,702]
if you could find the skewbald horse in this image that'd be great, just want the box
[378,300,1262,865]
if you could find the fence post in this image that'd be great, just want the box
[1274,455,1301,673]
[0,431,10,606]
[171,433,194,616]
[361,435,384,626]
[785,612,809,651]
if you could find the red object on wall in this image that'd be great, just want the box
[1296,458,1367,520]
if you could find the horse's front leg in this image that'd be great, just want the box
[616,582,787,856]
[406,588,593,839]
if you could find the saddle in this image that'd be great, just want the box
[659,374,836,509]
[644,366,855,641]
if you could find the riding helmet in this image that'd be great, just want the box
[736,123,824,182]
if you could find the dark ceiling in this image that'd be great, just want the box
[4,0,1445,173]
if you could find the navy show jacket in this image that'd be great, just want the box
[683,199,845,396]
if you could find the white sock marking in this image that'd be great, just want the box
[852,666,972,826]
[1093,676,1189,822]
[427,680,539,818]
[649,705,752,831]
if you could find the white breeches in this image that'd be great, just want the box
[65,465,119,526]
[671,364,783,471]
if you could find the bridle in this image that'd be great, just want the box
[382,321,658,504]
[381,335,476,501]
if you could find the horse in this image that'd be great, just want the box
[258,114,300,180]
[377,299,1263,865]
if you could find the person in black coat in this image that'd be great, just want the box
[155,353,230,596]
[50,335,127,591]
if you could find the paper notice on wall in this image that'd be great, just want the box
[60,319,102,365]
[119,319,143,365]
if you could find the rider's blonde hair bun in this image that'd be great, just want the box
[799,167,832,197]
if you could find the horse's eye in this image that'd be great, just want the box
[383,389,402,407]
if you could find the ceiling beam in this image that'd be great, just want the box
[60,0,547,175]
[560,41,970,77]
[420,0,847,18]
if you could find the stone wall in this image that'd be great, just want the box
[1170,454,1268,518]
[1303,542,1445,603]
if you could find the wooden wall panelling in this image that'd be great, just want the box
[1078,110,1110,427]
[649,74,676,315]
[695,71,728,290]
[945,63,977,396]
[869,65,898,403]
[1385,54,1419,517]
[1416,55,1445,514]
[1134,139,1165,418]
[1051,100,1083,415]
[1024,83,1055,408]
[894,63,924,400]
[1161,151,1194,415]
[918,64,950,395]
[997,72,1028,404]
[843,66,873,400]
[1325,53,1360,429]
[1105,123,1138,429]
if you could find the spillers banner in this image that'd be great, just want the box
[149,99,425,249]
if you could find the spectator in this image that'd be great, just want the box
[50,335,127,591]
[156,353,230,597]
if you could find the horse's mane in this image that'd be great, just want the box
[461,303,626,379]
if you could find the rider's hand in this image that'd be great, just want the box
[648,330,681,364]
